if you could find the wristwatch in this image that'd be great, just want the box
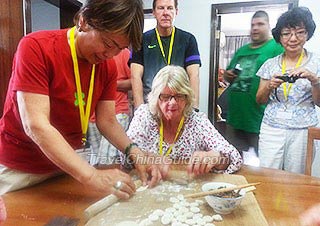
[124,142,138,157]
[123,142,138,170]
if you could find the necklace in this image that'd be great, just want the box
[155,27,175,65]
[281,50,304,101]
[69,26,95,145]
[159,116,184,156]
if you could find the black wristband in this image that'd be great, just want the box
[123,143,138,170]
[124,142,138,157]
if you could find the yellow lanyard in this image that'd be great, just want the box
[281,51,304,100]
[159,116,184,156]
[155,27,175,65]
[69,26,95,144]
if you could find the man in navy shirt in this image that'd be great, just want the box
[130,0,201,109]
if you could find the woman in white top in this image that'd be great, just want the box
[126,65,243,175]
[256,7,320,173]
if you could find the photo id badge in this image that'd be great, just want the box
[75,146,93,164]
[276,109,292,119]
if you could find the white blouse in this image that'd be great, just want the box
[126,104,243,174]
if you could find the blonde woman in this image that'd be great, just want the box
[126,65,243,175]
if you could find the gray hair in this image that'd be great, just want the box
[148,65,194,119]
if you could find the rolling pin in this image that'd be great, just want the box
[84,169,190,221]
[84,180,142,221]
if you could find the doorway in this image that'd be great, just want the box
[208,0,299,124]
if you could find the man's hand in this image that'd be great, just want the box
[85,168,136,199]
[223,69,237,83]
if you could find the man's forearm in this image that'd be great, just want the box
[186,64,200,108]
[131,76,144,108]
[190,76,199,108]
[17,92,95,184]
[130,64,144,108]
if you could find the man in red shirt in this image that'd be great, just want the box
[0,0,162,197]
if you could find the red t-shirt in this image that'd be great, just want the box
[113,48,131,114]
[0,29,117,174]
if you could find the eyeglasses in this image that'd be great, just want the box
[280,30,307,40]
[159,94,187,102]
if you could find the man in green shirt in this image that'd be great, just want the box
[223,11,283,156]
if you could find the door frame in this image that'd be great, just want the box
[207,0,299,124]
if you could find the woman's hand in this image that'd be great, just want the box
[0,196,6,223]
[268,73,284,90]
[289,68,319,85]
[156,155,172,179]
[300,203,320,226]
[257,75,284,104]
[187,151,223,176]
[85,168,136,199]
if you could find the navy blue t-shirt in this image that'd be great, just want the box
[130,27,201,98]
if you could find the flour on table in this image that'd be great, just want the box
[85,179,223,226]
[115,221,139,226]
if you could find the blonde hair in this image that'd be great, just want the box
[148,65,194,119]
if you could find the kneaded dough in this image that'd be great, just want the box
[115,221,139,226]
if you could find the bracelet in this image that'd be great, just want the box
[124,142,138,157]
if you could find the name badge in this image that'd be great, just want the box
[276,109,292,119]
[75,147,93,164]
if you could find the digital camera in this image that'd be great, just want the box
[275,74,300,83]
[233,63,243,75]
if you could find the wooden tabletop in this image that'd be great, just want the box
[2,165,320,226]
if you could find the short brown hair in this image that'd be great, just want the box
[75,0,144,51]
[252,10,269,22]
[153,0,178,10]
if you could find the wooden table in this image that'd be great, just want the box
[2,165,320,226]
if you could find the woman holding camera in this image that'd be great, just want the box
[256,7,320,174]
